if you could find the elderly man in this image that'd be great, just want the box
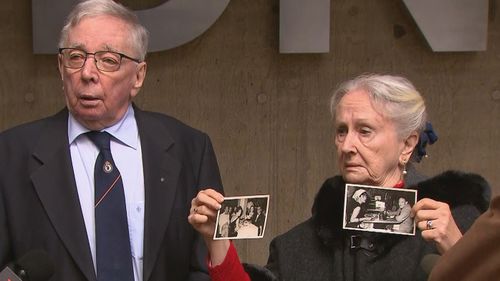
[0,1,223,281]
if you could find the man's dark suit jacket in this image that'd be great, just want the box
[0,107,223,281]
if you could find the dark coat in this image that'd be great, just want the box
[0,107,223,281]
[245,168,490,281]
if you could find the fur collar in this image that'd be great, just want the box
[311,169,491,249]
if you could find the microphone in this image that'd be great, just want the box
[420,253,441,277]
[0,250,54,281]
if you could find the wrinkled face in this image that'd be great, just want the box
[58,15,146,130]
[334,90,406,187]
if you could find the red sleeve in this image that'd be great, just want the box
[208,242,251,281]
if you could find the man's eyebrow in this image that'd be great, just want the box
[102,44,119,52]
[67,43,86,50]
[63,44,120,53]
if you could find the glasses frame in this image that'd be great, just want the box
[58,47,142,72]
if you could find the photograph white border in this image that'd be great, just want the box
[213,194,270,240]
[343,184,417,236]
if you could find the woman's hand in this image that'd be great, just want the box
[412,198,462,254]
[188,188,224,238]
[188,188,229,266]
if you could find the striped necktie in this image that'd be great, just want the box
[86,131,134,281]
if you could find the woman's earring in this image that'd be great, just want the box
[402,160,408,176]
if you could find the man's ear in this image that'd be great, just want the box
[57,54,65,80]
[131,62,147,98]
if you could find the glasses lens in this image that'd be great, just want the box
[95,51,122,72]
[62,49,87,68]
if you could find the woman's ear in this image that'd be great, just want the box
[400,131,419,163]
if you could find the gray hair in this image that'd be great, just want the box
[58,0,149,61]
[330,74,427,139]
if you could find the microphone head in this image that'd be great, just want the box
[16,250,54,281]
[420,253,441,275]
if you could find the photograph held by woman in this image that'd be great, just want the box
[188,74,491,281]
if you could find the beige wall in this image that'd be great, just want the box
[1,0,499,265]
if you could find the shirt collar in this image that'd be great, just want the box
[68,104,139,149]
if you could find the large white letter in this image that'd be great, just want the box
[280,0,330,53]
[32,0,230,54]
[403,0,488,51]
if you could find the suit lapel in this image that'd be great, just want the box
[29,110,96,281]
[135,109,180,281]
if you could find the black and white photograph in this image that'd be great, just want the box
[213,195,270,240]
[343,184,417,236]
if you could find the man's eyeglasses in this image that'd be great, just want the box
[59,48,142,72]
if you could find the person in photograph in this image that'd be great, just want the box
[188,74,490,281]
[386,196,413,233]
[217,205,231,237]
[346,188,373,228]
[229,206,243,237]
[245,201,256,222]
[254,206,266,236]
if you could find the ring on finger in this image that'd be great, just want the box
[426,220,434,230]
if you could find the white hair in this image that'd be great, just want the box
[330,74,427,139]
[58,0,149,61]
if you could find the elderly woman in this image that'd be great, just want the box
[188,74,490,281]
